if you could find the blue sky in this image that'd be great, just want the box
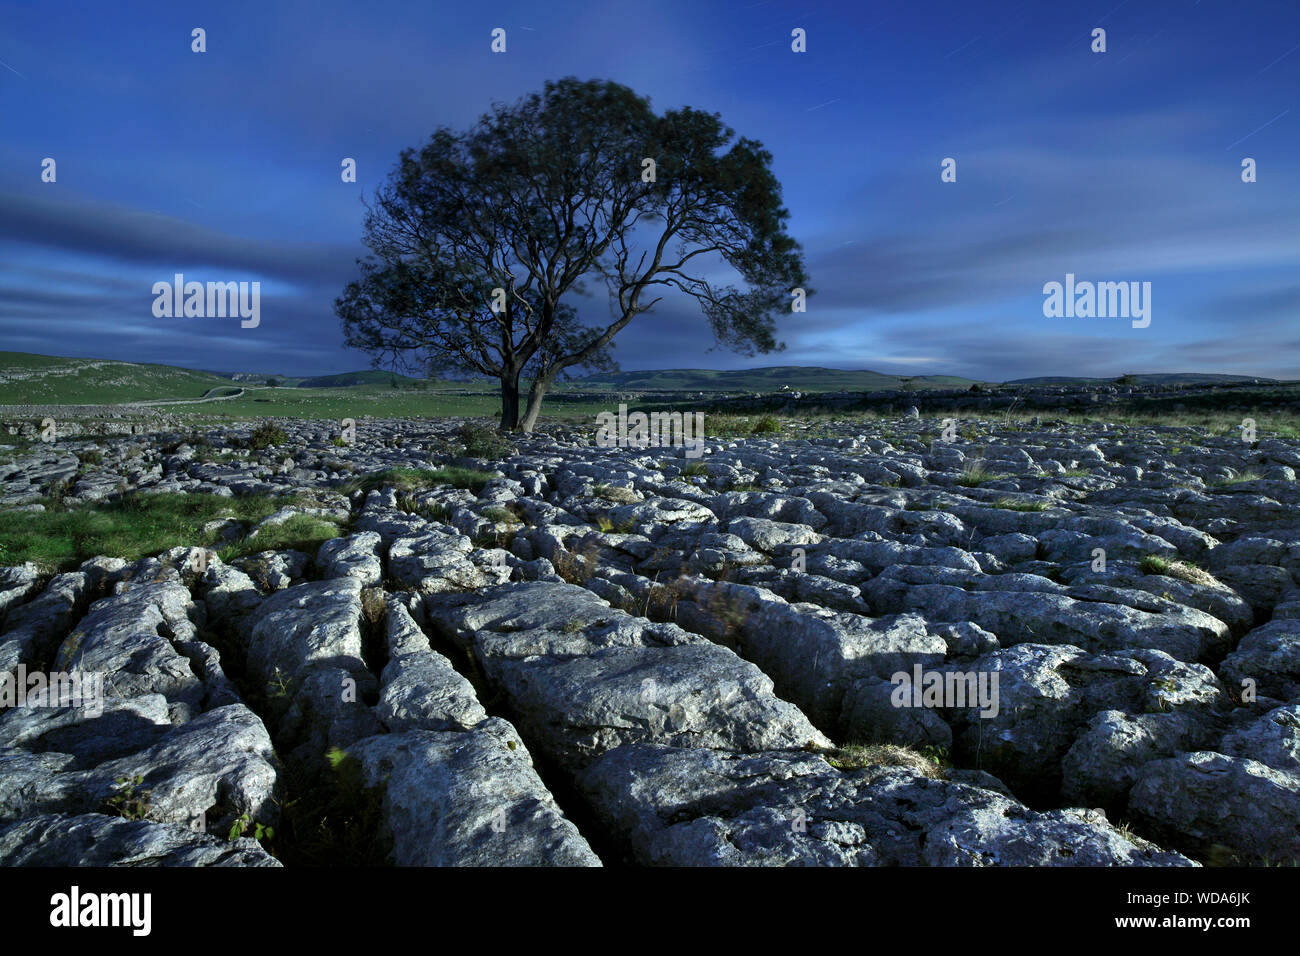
[1,0,1297,380]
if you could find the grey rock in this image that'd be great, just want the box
[578,744,1192,866]
[316,531,383,587]
[1129,751,1300,865]
[347,721,601,866]
[0,813,280,866]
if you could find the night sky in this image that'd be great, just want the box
[2,0,1297,380]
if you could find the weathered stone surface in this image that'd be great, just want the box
[316,531,383,587]
[0,694,172,769]
[1221,619,1300,701]
[428,581,830,772]
[241,577,382,766]
[53,581,206,717]
[2,409,1297,866]
[348,721,601,866]
[375,600,486,732]
[1,572,89,668]
[0,703,278,836]
[1129,751,1300,864]
[0,813,281,866]
[578,744,1192,866]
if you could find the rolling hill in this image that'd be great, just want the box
[3,351,1290,410]
[570,366,979,392]
[0,352,233,405]
[295,370,426,388]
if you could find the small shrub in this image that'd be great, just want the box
[482,505,520,525]
[273,747,389,866]
[457,422,514,460]
[105,775,152,821]
[397,493,449,523]
[247,422,289,450]
[228,813,275,845]
[593,484,639,504]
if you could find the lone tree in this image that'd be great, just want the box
[337,77,809,432]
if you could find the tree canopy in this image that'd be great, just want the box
[337,76,809,432]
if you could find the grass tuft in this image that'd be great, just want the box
[823,743,946,779]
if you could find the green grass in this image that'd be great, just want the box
[703,415,764,438]
[480,505,520,526]
[345,466,497,496]
[1139,554,1220,587]
[0,492,286,571]
[955,462,1008,487]
[0,351,231,405]
[1140,555,1170,575]
[220,514,346,561]
[170,384,595,423]
[822,743,945,779]
[572,366,978,392]
[1208,470,1261,487]
[991,497,1050,512]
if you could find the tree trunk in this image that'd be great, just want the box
[518,372,554,434]
[499,375,521,431]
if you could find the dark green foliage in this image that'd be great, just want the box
[247,422,289,449]
[337,77,808,432]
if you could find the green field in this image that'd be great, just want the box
[4,352,1296,433]
[173,384,593,422]
[0,352,232,405]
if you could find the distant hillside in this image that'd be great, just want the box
[571,366,979,392]
[4,350,1290,408]
[1006,373,1281,386]
[0,352,232,405]
[212,371,302,386]
[296,370,425,388]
